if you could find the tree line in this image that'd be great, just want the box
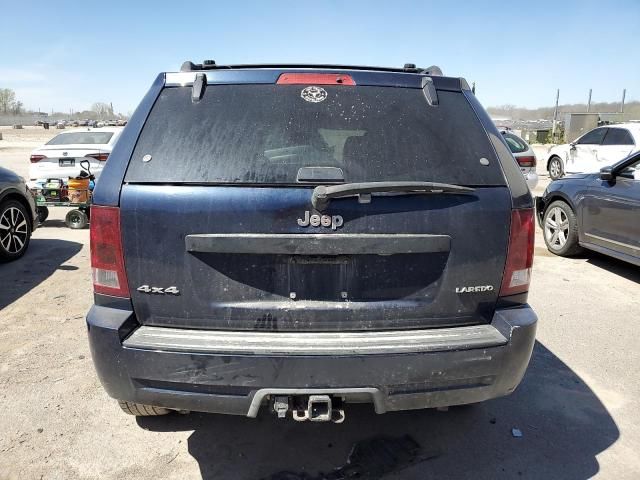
[0,88,125,119]
[487,100,640,121]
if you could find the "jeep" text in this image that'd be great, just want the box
[297,211,344,230]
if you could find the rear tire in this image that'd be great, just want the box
[117,401,170,416]
[65,209,88,229]
[542,200,582,256]
[37,206,49,224]
[548,156,564,180]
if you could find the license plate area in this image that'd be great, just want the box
[289,256,349,301]
[191,251,448,303]
[59,158,75,167]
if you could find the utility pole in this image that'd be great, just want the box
[621,89,626,113]
[587,89,592,112]
[551,89,560,139]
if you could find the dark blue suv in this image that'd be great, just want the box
[87,61,538,421]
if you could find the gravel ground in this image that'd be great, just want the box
[0,127,639,479]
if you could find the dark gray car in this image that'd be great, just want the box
[0,166,37,262]
[536,151,640,265]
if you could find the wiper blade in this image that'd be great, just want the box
[311,181,475,211]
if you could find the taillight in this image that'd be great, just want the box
[30,154,46,163]
[276,73,356,85]
[516,155,536,168]
[90,206,130,298]
[86,153,109,161]
[500,208,535,297]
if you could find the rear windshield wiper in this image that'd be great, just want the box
[311,181,475,211]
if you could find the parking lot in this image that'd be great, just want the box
[1,127,639,479]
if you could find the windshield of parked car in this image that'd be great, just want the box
[503,133,529,153]
[125,84,506,186]
[46,132,114,145]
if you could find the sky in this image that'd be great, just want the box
[1,0,639,114]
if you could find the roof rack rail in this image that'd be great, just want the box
[180,60,444,76]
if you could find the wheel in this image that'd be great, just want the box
[36,206,49,224]
[0,200,32,262]
[65,209,88,229]
[548,156,564,180]
[117,401,170,416]
[542,200,583,256]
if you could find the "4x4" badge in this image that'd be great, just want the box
[137,285,180,295]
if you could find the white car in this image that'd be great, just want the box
[546,123,640,180]
[500,129,539,190]
[29,128,123,181]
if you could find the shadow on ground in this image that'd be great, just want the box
[138,342,619,480]
[585,251,640,284]
[0,238,83,309]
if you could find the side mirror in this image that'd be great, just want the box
[600,166,614,181]
[618,167,636,180]
[569,142,577,149]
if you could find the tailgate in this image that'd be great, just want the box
[120,185,511,331]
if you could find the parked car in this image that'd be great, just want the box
[546,123,640,180]
[28,127,123,181]
[499,129,539,190]
[55,121,66,129]
[536,151,640,265]
[0,166,37,262]
[87,61,537,420]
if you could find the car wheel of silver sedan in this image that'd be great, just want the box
[542,200,582,256]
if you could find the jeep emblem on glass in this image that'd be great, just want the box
[297,211,344,230]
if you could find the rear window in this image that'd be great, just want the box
[47,132,114,145]
[502,133,529,153]
[602,128,635,146]
[126,84,505,186]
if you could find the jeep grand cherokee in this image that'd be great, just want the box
[86,61,537,421]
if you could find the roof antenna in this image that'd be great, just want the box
[192,73,207,102]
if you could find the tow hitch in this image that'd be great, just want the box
[272,395,345,423]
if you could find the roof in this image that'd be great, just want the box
[165,62,469,93]
[607,122,640,133]
[179,60,444,76]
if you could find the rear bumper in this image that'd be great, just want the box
[87,306,537,416]
[29,163,103,182]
